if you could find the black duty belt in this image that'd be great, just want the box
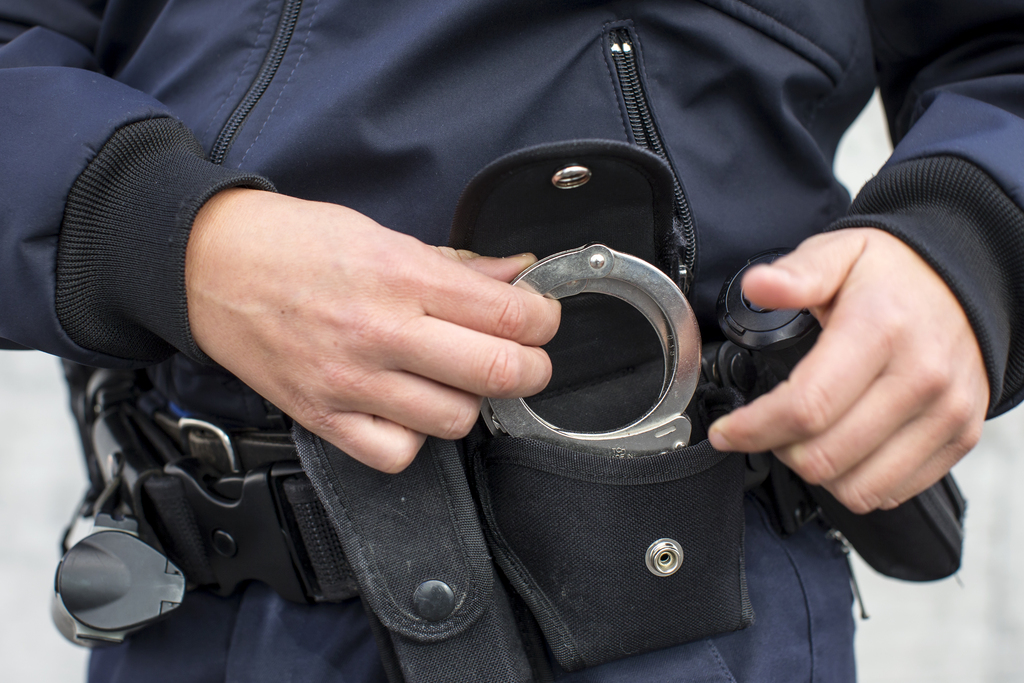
[141,410,359,605]
[54,367,362,646]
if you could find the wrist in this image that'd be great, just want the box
[56,118,275,363]
[186,187,268,358]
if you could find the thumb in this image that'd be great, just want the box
[741,230,868,313]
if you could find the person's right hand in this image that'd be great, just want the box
[185,188,560,472]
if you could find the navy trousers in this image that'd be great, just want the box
[89,497,855,683]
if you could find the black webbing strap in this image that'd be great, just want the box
[281,476,360,601]
[143,474,217,586]
[293,428,536,683]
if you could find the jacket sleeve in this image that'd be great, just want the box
[828,2,1024,417]
[0,2,274,366]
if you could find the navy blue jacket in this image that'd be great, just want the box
[0,0,1019,401]
[3,2,1024,680]
[2,1,1024,424]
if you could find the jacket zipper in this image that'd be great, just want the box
[609,28,696,294]
[209,0,303,165]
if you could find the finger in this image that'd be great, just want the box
[433,248,539,283]
[464,253,538,282]
[420,261,562,346]
[709,306,889,452]
[741,230,868,315]
[306,411,428,473]
[395,315,553,398]
[773,371,938,485]
[346,369,486,440]
[433,246,483,263]
[821,403,979,514]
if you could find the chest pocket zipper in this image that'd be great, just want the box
[210,0,304,165]
[608,26,698,294]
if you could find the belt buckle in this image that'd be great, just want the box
[166,459,312,602]
[482,244,702,457]
[178,417,241,473]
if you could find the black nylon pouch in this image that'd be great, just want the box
[809,475,966,581]
[746,340,967,582]
[470,436,750,671]
[292,430,535,682]
[451,141,751,671]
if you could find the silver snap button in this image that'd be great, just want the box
[552,164,592,189]
[645,538,683,576]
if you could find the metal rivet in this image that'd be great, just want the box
[589,252,606,270]
[413,580,456,621]
[552,164,591,189]
[645,538,683,576]
[212,529,237,558]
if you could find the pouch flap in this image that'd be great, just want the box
[451,139,688,434]
[450,139,679,274]
[292,430,492,642]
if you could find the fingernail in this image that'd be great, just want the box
[708,419,733,451]
[880,498,900,510]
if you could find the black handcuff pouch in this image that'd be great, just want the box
[450,140,751,671]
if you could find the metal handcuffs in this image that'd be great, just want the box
[482,244,702,457]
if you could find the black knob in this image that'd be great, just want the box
[717,250,819,353]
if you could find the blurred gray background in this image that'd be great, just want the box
[2,94,1022,682]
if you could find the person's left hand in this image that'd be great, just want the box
[708,227,990,514]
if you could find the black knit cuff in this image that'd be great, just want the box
[57,118,276,364]
[827,155,1024,416]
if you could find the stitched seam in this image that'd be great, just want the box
[308,438,386,603]
[751,497,816,682]
[486,445,729,484]
[692,0,842,83]
[485,459,726,484]
[474,450,584,667]
[729,0,841,77]
[200,0,278,145]
[706,640,740,683]
[308,438,419,633]
[806,24,865,129]
[306,437,480,639]
[429,440,481,615]
[238,0,320,168]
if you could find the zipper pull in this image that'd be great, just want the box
[610,29,634,54]
[677,263,693,297]
[618,29,634,53]
[826,528,870,620]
